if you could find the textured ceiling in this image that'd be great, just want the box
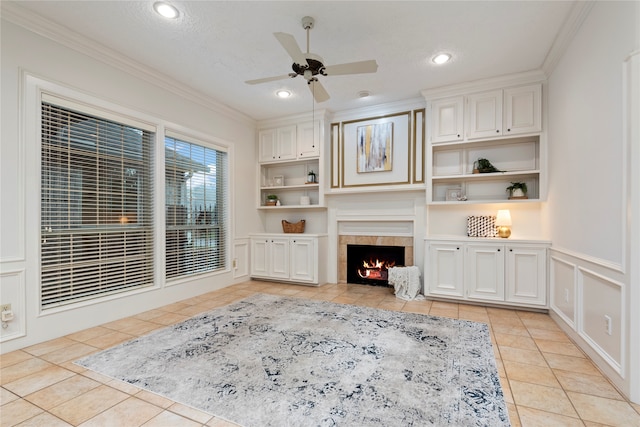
[7,1,577,121]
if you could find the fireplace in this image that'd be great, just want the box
[347,244,405,286]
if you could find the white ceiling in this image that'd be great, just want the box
[7,1,577,121]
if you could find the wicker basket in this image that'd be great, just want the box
[282,219,305,233]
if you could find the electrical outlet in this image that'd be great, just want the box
[232,259,237,269]
[604,315,612,336]
[0,304,11,312]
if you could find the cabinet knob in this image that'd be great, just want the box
[510,249,513,252]
[456,247,460,250]
[497,248,501,252]
[507,128,511,132]
[496,130,500,133]
[457,134,460,138]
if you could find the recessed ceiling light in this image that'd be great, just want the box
[153,2,179,19]
[276,90,291,98]
[432,53,452,65]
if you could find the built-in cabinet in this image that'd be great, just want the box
[427,83,544,204]
[249,234,327,285]
[426,238,549,308]
[258,120,324,209]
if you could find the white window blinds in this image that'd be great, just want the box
[40,101,155,308]
[165,135,228,279]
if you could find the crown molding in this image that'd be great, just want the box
[541,1,595,77]
[421,69,547,100]
[1,2,255,127]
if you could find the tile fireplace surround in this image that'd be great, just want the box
[338,235,414,283]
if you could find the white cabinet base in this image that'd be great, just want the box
[250,234,327,286]
[426,238,549,309]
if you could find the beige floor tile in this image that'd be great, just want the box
[107,378,144,395]
[158,302,191,314]
[490,316,526,328]
[376,300,406,311]
[494,333,538,351]
[500,376,514,404]
[66,326,113,343]
[0,350,33,368]
[632,402,640,415]
[135,389,175,409]
[142,410,202,426]
[49,384,129,425]
[491,323,531,337]
[1,358,52,385]
[1,387,19,405]
[506,402,522,427]
[527,327,572,342]
[430,300,459,311]
[25,374,101,410]
[503,360,561,388]
[534,339,585,358]
[84,330,135,349]
[487,307,520,318]
[567,392,640,426]
[151,312,193,326]
[544,353,600,376]
[133,309,168,322]
[554,369,624,401]
[23,337,77,357]
[4,366,75,397]
[167,402,213,424]
[13,411,72,426]
[78,396,163,427]
[499,346,548,367]
[509,380,577,417]
[517,406,583,427]
[0,398,44,426]
[428,308,459,319]
[521,317,562,332]
[38,342,97,365]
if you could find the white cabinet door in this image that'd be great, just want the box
[270,237,290,279]
[297,121,320,159]
[466,244,505,301]
[290,237,316,282]
[504,84,542,135]
[431,96,464,143]
[258,129,277,163]
[467,90,503,139]
[428,242,464,297]
[276,126,297,161]
[250,238,270,277]
[505,246,546,306]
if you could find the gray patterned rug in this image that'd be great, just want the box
[76,293,509,426]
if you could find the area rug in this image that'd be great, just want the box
[76,293,510,426]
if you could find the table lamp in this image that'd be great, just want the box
[495,210,512,238]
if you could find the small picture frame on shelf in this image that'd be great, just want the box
[445,188,462,201]
[273,175,284,186]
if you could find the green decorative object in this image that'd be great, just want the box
[473,158,503,173]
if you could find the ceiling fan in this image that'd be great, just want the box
[245,16,378,103]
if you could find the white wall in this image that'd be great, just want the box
[547,1,639,401]
[0,19,260,352]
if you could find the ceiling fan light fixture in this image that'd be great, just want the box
[153,2,179,19]
[276,89,292,98]
[432,53,452,65]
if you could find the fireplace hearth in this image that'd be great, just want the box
[347,244,405,286]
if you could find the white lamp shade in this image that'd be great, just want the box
[495,210,512,226]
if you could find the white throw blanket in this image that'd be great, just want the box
[388,266,425,301]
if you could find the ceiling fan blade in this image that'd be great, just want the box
[308,80,330,103]
[323,59,378,76]
[274,32,308,66]
[245,74,292,85]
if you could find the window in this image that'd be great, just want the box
[165,134,228,279]
[40,98,155,308]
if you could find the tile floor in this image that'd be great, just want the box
[2,281,640,426]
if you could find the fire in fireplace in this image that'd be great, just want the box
[347,244,405,286]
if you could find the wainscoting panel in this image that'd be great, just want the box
[578,267,624,376]
[0,268,26,342]
[550,256,577,328]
